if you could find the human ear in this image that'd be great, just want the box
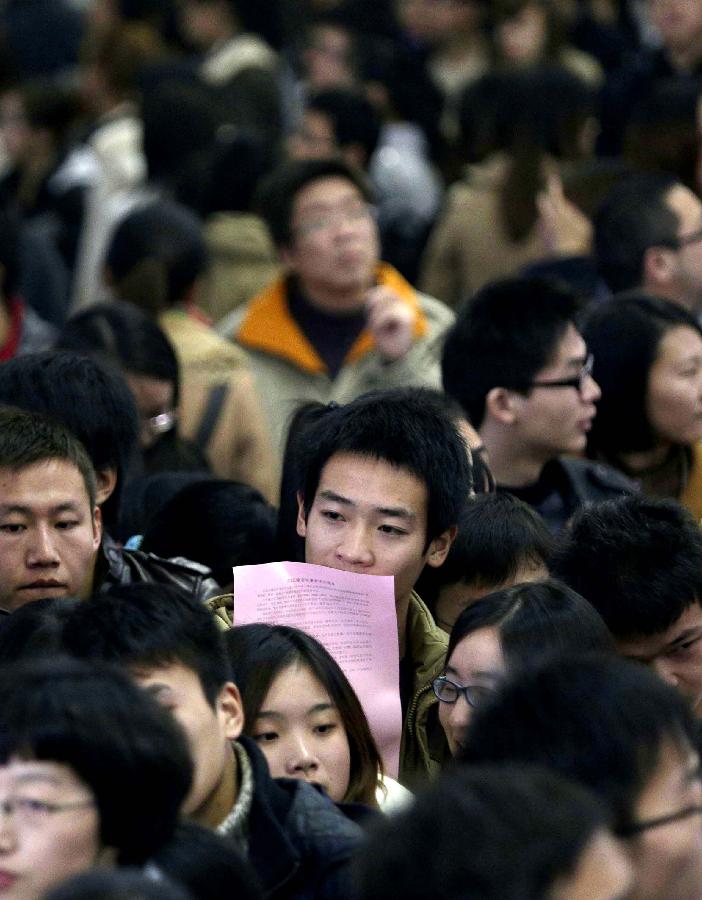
[296,490,308,538]
[425,525,457,569]
[644,245,677,290]
[95,466,118,506]
[485,387,518,425]
[92,505,103,550]
[218,682,245,741]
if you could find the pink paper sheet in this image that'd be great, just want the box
[233,561,402,778]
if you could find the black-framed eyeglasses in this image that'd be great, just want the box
[432,675,495,708]
[528,353,594,395]
[616,804,702,837]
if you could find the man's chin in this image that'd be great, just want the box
[9,585,71,610]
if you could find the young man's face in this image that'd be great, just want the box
[617,603,702,715]
[282,176,379,313]
[297,452,453,612]
[0,460,102,613]
[626,738,702,900]
[132,662,244,828]
[510,323,601,462]
[133,662,243,830]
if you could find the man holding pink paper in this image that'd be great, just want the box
[289,387,472,787]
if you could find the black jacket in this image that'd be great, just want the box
[96,535,222,605]
[239,737,363,900]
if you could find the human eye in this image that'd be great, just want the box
[313,721,338,736]
[668,634,702,657]
[15,796,52,819]
[55,519,79,530]
[253,731,279,743]
[378,523,407,536]
[0,522,25,534]
[320,509,344,523]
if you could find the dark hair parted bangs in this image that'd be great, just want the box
[226,624,382,807]
[442,276,583,428]
[447,579,614,667]
[461,653,697,829]
[554,495,702,638]
[61,583,231,707]
[0,657,191,864]
[0,405,97,507]
[300,388,471,545]
[583,292,702,456]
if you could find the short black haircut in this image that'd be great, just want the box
[307,87,381,162]
[419,493,554,605]
[58,301,181,401]
[446,578,614,667]
[0,405,97,507]
[0,351,139,529]
[0,657,192,864]
[256,157,373,247]
[299,388,472,544]
[140,479,277,587]
[554,495,702,638]
[583,292,702,455]
[355,764,612,900]
[106,200,208,314]
[61,583,231,707]
[442,276,583,428]
[594,171,680,293]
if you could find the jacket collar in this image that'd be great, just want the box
[236,263,427,375]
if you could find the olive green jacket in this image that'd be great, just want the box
[399,592,451,789]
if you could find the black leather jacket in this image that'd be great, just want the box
[96,535,223,605]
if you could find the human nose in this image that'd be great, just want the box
[449,694,474,734]
[652,657,680,689]
[0,802,17,853]
[582,371,601,403]
[26,524,60,567]
[336,523,374,566]
[284,735,319,779]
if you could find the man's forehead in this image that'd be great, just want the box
[617,603,702,658]
[293,176,362,213]
[317,452,428,506]
[0,459,91,505]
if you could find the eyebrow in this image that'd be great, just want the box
[12,772,62,786]
[445,665,501,681]
[317,490,416,521]
[0,502,83,516]
[257,702,337,720]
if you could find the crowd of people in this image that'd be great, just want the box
[3,0,702,897]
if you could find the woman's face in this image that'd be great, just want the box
[646,325,702,447]
[0,758,103,900]
[251,663,352,802]
[497,3,548,66]
[438,626,505,756]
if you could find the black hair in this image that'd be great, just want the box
[225,624,382,807]
[446,579,614,667]
[61,583,231,707]
[583,292,702,456]
[153,822,263,900]
[58,301,180,399]
[276,401,332,562]
[594,171,680,293]
[442,276,582,427]
[0,657,192,864]
[299,388,471,545]
[204,126,276,216]
[256,157,373,247]
[44,869,190,900]
[0,405,97,506]
[106,200,208,315]
[0,597,80,664]
[140,479,277,587]
[554,495,702,638]
[307,88,381,163]
[0,351,139,530]
[354,764,613,900]
[461,653,697,832]
[418,493,554,608]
